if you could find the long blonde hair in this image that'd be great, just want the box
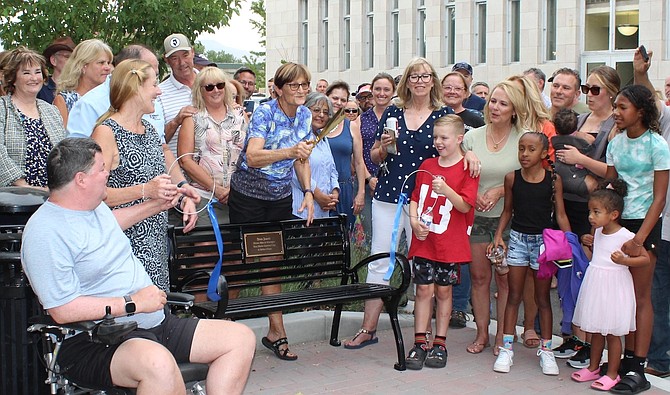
[95,59,152,127]
[192,66,234,110]
[57,39,112,93]
[395,57,444,110]
[483,80,527,127]
[507,74,551,132]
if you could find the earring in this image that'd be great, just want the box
[511,114,517,123]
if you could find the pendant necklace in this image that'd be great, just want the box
[489,130,506,149]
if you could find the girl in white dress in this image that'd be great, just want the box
[571,179,650,391]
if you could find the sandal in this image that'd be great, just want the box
[591,375,620,391]
[261,336,298,361]
[406,344,428,370]
[343,328,378,349]
[610,371,651,395]
[466,341,489,354]
[571,367,601,382]
[425,345,448,368]
[521,329,541,348]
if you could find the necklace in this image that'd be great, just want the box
[488,130,507,149]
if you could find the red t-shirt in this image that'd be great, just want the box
[408,157,479,263]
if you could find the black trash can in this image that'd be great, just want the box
[0,187,48,395]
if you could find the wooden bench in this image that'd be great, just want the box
[167,215,411,370]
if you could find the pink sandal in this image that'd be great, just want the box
[571,367,601,382]
[591,375,620,391]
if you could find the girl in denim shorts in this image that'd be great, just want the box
[489,132,571,376]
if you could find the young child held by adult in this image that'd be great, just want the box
[571,179,649,391]
[491,132,571,375]
[551,108,598,196]
[405,115,479,370]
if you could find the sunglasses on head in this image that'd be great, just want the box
[202,82,226,92]
[580,84,601,95]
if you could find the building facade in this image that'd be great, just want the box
[266,0,669,97]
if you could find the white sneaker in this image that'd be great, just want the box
[537,349,559,375]
[493,347,514,373]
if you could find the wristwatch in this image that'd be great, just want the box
[302,188,313,195]
[123,295,136,316]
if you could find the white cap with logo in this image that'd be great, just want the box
[163,33,192,57]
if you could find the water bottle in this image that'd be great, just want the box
[419,206,433,227]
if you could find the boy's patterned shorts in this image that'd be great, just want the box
[412,256,460,286]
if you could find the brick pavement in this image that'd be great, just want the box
[244,315,669,394]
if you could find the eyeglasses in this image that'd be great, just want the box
[344,108,359,114]
[240,80,255,87]
[580,84,601,95]
[202,82,225,92]
[310,107,330,116]
[285,82,310,91]
[408,74,432,83]
[442,85,465,92]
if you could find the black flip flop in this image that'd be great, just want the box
[609,371,651,395]
[261,336,298,361]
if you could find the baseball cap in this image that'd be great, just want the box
[194,54,217,67]
[355,85,372,98]
[43,37,76,67]
[163,33,192,57]
[452,62,474,76]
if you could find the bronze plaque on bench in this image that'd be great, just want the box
[244,231,284,258]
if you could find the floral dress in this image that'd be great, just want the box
[19,110,52,187]
[103,118,170,291]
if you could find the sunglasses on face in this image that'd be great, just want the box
[580,84,601,95]
[202,82,226,92]
[344,108,359,114]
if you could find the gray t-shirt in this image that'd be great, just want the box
[21,201,164,329]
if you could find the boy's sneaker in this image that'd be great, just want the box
[406,344,428,370]
[493,347,514,373]
[424,345,448,368]
[537,349,560,375]
[449,310,468,328]
[552,336,582,358]
[567,343,591,369]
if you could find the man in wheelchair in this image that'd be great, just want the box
[21,138,255,394]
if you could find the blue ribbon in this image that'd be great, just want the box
[384,193,407,281]
[206,199,223,302]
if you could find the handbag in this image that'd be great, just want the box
[537,228,573,280]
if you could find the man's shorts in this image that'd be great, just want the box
[412,256,460,286]
[506,229,543,270]
[57,311,199,389]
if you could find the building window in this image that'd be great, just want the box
[544,0,557,60]
[508,0,520,62]
[475,1,487,64]
[300,0,308,65]
[390,0,400,68]
[343,0,351,70]
[585,0,639,52]
[320,0,328,71]
[364,0,374,69]
[417,0,427,57]
[444,1,456,66]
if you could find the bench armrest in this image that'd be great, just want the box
[346,252,412,293]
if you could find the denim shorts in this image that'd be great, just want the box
[506,229,544,270]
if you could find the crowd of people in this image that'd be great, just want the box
[1,32,670,394]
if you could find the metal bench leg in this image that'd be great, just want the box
[329,304,343,346]
[383,296,406,371]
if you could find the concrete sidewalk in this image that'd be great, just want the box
[241,310,670,394]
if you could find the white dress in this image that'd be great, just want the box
[572,227,636,336]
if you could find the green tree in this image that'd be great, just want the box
[248,0,266,86]
[0,0,241,55]
[205,50,242,64]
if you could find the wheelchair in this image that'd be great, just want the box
[28,292,209,395]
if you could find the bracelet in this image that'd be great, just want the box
[177,195,186,208]
[365,176,372,185]
[141,183,146,200]
[632,239,644,247]
[177,180,188,188]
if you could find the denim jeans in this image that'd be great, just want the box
[648,240,670,372]
[452,263,470,312]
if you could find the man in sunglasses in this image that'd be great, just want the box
[548,68,589,117]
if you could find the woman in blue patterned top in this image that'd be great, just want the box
[0,47,66,188]
[53,39,112,127]
[344,57,452,348]
[228,62,314,361]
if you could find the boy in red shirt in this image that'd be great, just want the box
[405,115,479,370]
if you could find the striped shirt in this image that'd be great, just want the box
[159,72,195,155]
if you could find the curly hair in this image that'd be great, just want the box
[590,178,627,217]
[615,85,660,133]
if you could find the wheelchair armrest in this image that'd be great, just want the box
[28,314,97,333]
[167,292,195,307]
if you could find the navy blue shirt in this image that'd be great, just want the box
[374,105,452,204]
[463,94,485,112]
